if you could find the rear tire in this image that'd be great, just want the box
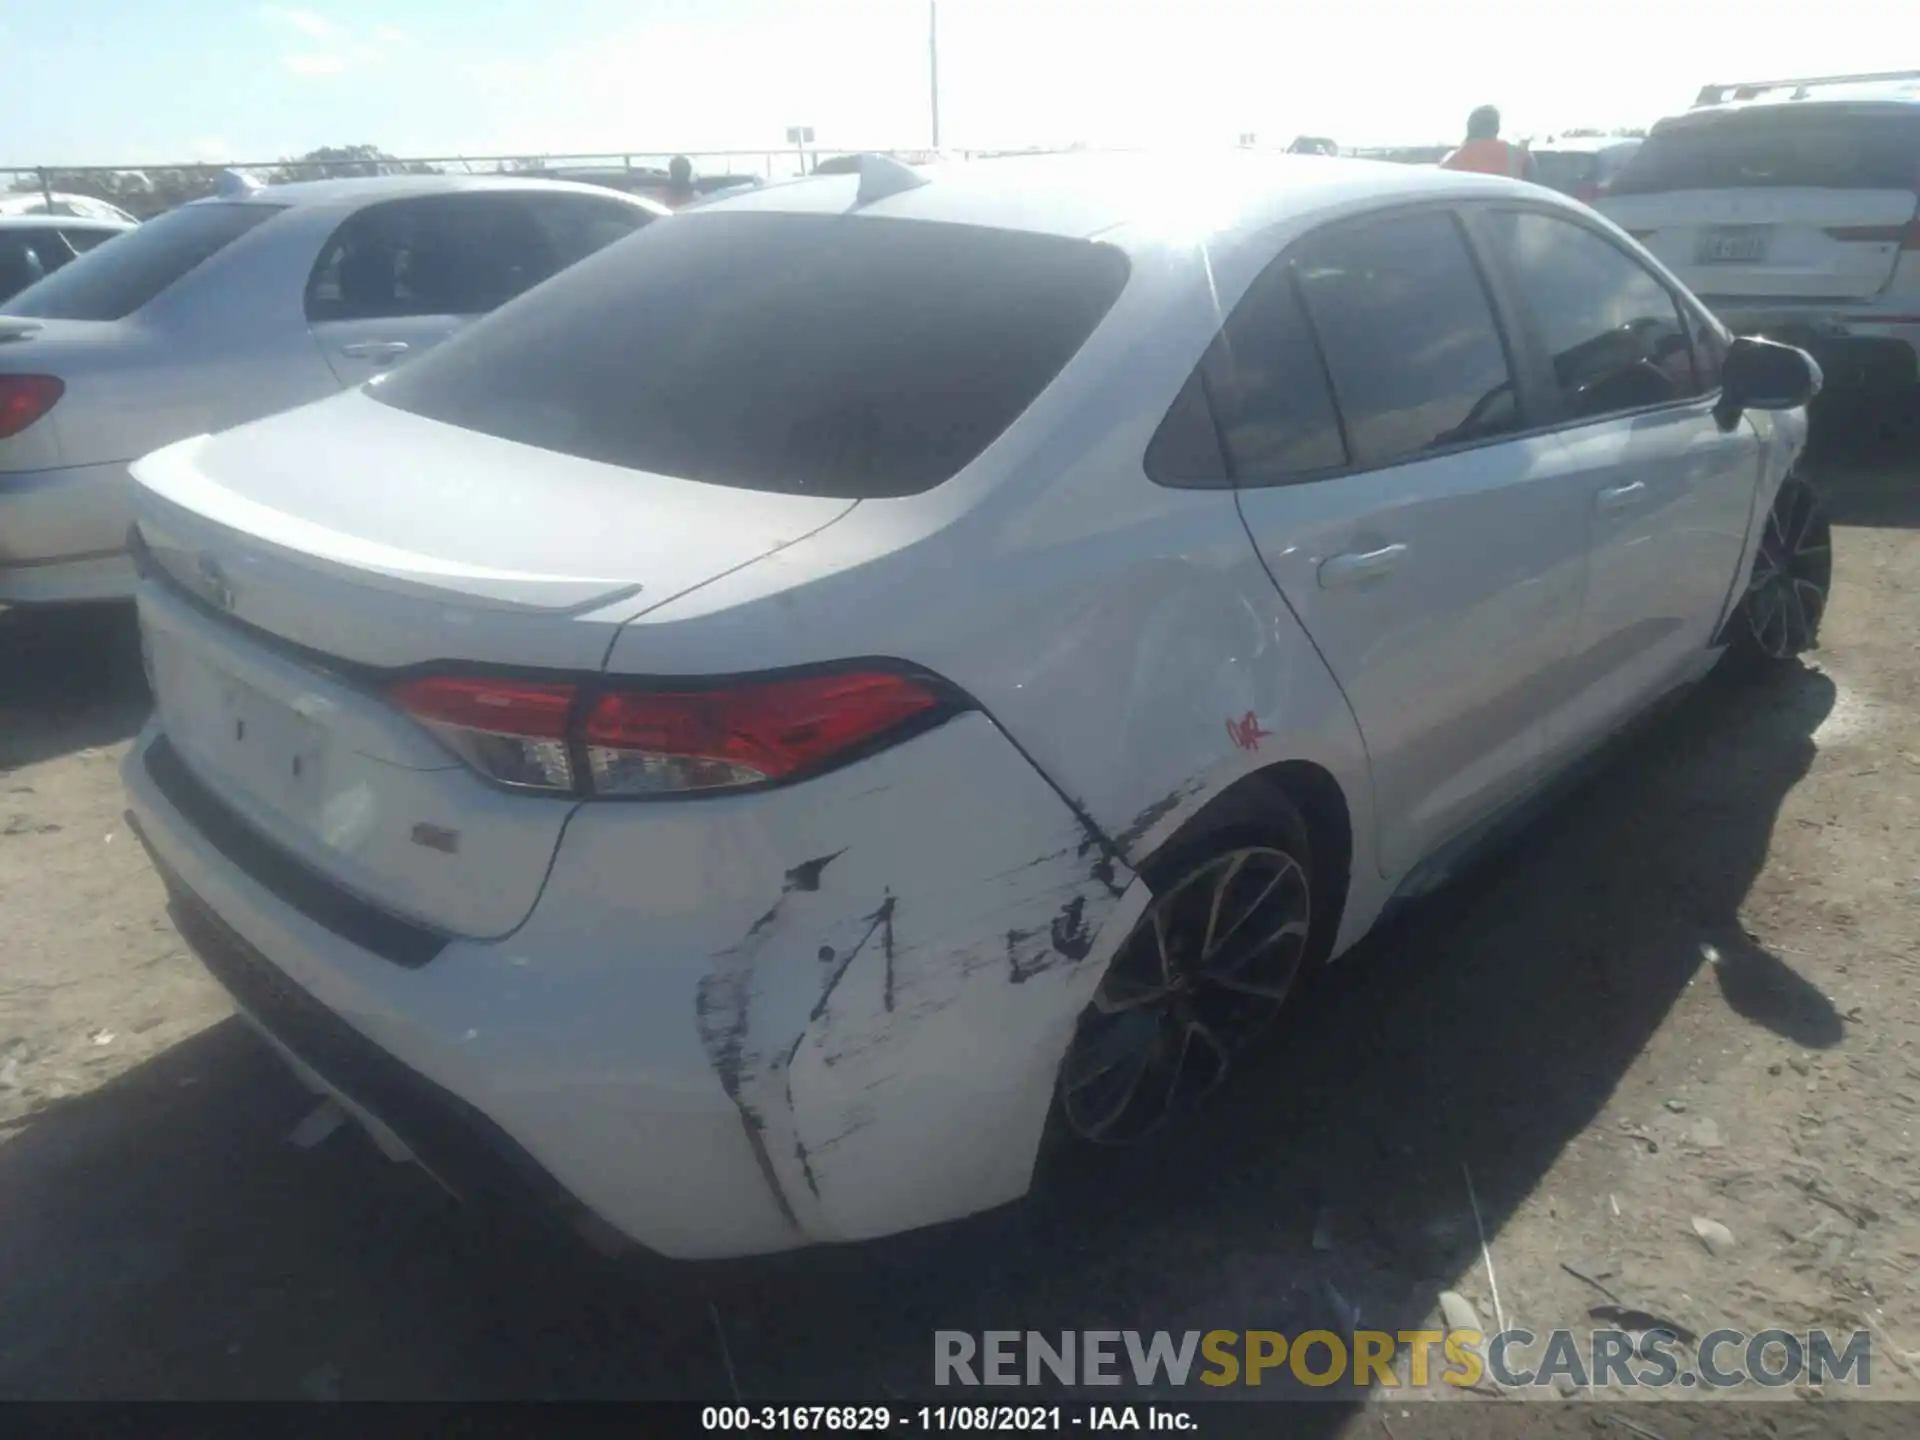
[1053,801,1315,1147]
[1725,472,1831,671]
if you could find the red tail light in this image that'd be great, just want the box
[389,675,577,791]
[389,668,953,797]
[0,374,63,440]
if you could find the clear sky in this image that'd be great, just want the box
[1,0,1910,168]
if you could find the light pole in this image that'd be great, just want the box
[929,0,941,150]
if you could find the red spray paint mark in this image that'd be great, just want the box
[1226,712,1271,753]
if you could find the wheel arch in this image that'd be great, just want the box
[1133,756,1354,967]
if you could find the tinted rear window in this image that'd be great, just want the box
[1610,108,1920,194]
[370,211,1130,498]
[0,203,280,321]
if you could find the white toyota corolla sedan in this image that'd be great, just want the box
[119,151,1829,1260]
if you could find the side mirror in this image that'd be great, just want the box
[1715,335,1822,429]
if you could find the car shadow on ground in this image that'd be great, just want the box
[0,603,149,769]
[0,656,1838,1409]
[1807,397,1920,530]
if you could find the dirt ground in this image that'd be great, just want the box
[1,433,1917,1430]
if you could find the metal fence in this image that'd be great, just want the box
[0,147,1002,220]
[1,143,1449,221]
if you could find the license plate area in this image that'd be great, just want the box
[151,630,330,825]
[1696,226,1771,264]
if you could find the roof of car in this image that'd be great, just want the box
[209,173,670,210]
[0,193,137,217]
[701,149,1537,242]
[0,213,136,232]
[1689,71,1920,113]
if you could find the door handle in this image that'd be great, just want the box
[339,340,410,365]
[1596,480,1647,513]
[1318,543,1409,589]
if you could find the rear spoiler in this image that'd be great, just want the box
[1694,70,1920,106]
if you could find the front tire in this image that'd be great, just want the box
[1055,804,1315,1146]
[1726,472,1832,668]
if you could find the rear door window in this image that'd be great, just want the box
[1291,211,1519,468]
[1610,107,1920,193]
[1485,209,1703,418]
[0,203,280,320]
[306,194,565,323]
[370,212,1130,498]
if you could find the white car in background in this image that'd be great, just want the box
[0,214,136,302]
[0,191,141,225]
[0,175,666,604]
[1529,135,1643,206]
[1600,70,1920,395]
[121,151,1825,1260]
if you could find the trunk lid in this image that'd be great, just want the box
[1601,103,1920,301]
[131,388,860,670]
[131,388,859,939]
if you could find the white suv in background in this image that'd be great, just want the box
[1600,71,1920,396]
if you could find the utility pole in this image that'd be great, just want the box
[929,0,942,150]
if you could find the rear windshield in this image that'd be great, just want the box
[1610,107,1920,195]
[0,202,280,321]
[370,211,1131,498]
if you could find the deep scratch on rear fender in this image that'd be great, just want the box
[1049,895,1093,961]
[784,849,847,893]
[783,1035,823,1199]
[811,893,896,1023]
[742,904,783,942]
[1007,926,1050,984]
[1114,784,1202,855]
[694,961,799,1229]
[716,810,1139,1228]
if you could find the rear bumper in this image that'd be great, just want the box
[1701,300,1920,390]
[0,460,136,602]
[122,707,1144,1259]
[138,834,591,1229]
[122,721,799,1259]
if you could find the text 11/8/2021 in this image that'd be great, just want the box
[701,1406,1199,1432]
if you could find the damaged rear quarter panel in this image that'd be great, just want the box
[520,711,1141,1246]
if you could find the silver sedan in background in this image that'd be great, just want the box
[0,214,136,302]
[0,175,667,605]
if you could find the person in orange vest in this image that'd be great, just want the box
[1441,106,1537,180]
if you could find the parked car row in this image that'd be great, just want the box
[0,175,667,602]
[29,143,1828,1261]
[1530,134,1643,204]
